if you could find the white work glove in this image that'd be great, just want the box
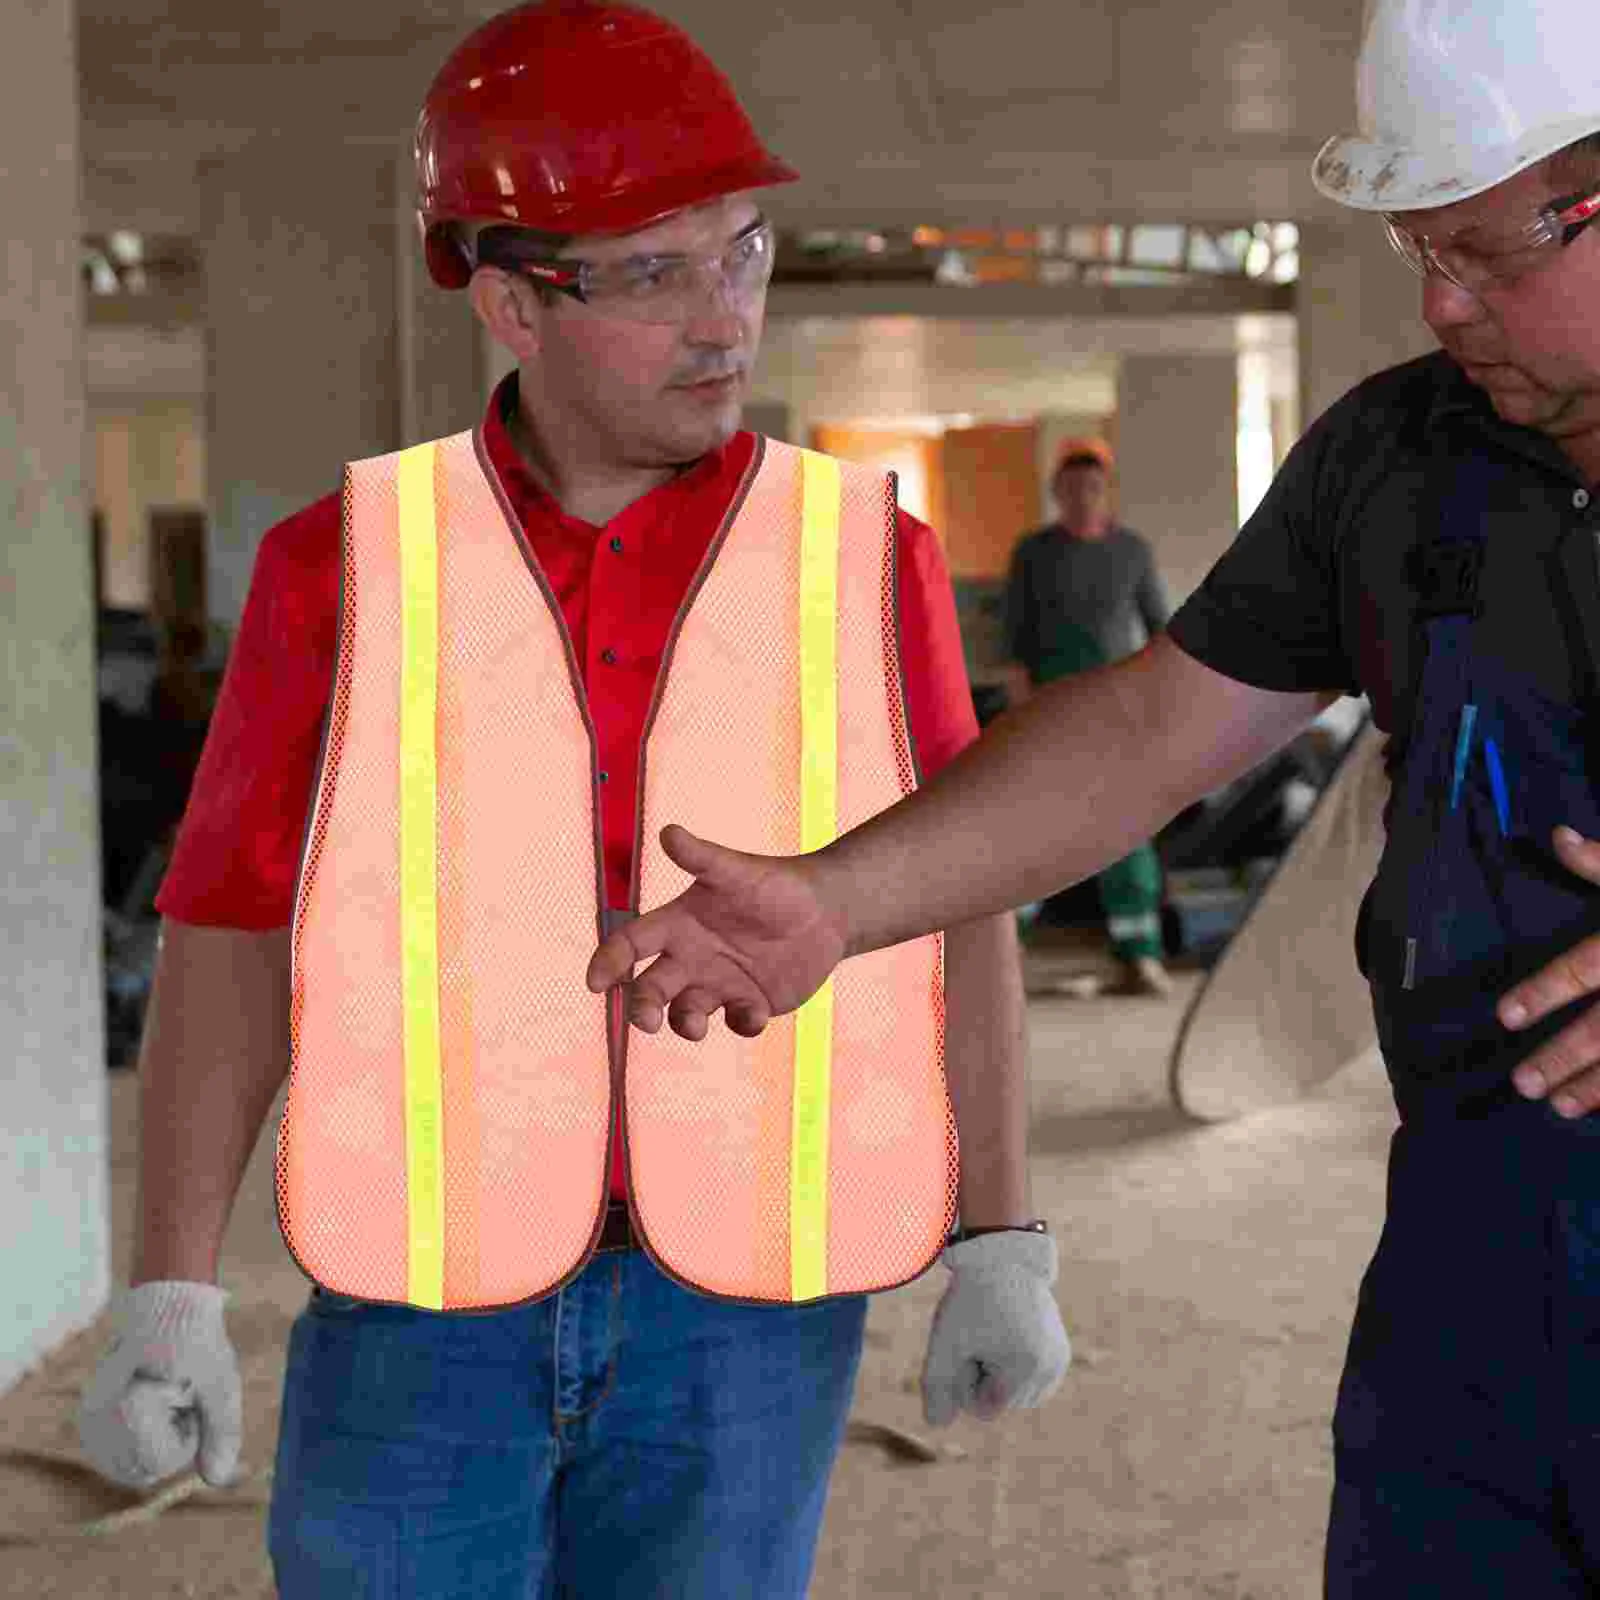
[921,1230,1072,1427]
[77,1281,242,1489]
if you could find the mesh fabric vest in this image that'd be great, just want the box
[278,431,957,1310]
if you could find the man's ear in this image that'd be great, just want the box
[469,268,542,365]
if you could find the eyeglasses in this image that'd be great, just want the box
[1384,184,1600,295]
[482,219,776,325]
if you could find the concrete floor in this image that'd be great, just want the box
[0,953,1397,1598]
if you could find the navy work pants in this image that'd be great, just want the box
[1326,1101,1600,1596]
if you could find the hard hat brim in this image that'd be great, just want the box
[419,152,799,290]
[1312,114,1600,212]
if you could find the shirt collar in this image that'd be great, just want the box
[1424,349,1493,428]
[479,371,736,532]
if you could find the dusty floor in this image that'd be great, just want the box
[1,941,1397,1598]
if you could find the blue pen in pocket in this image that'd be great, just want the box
[1450,703,1477,812]
[1483,733,1511,837]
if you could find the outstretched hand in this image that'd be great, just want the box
[585,825,849,1040]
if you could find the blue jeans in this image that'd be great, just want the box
[268,1251,868,1599]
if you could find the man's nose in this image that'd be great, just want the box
[682,291,747,349]
[1421,268,1484,334]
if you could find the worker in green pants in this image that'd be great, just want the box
[1003,439,1171,995]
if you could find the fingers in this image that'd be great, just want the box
[1555,825,1600,881]
[1498,830,1600,1117]
[921,1369,964,1429]
[624,958,773,1039]
[725,1000,773,1038]
[586,922,658,995]
[920,1323,968,1428]
[1510,1004,1600,1116]
[116,1379,199,1486]
[972,1371,1011,1421]
[658,824,724,879]
[1499,830,1600,1031]
[924,1362,1012,1425]
[196,1372,244,1487]
[624,954,695,1032]
[667,987,719,1043]
[1500,939,1600,1034]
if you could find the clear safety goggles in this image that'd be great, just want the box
[482,218,776,325]
[1384,183,1600,294]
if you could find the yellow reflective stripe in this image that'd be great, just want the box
[791,451,841,1302]
[397,443,445,1311]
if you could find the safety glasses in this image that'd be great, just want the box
[481,218,776,325]
[1384,183,1600,294]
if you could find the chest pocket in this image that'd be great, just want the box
[1362,453,1600,1087]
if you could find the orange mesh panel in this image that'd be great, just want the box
[279,463,408,1300]
[279,434,612,1309]
[432,432,611,1306]
[632,442,956,1302]
[827,458,955,1294]
[632,446,802,1300]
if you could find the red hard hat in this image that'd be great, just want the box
[415,0,799,289]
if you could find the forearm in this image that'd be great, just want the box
[941,913,1031,1229]
[133,921,292,1284]
[815,635,1330,956]
[819,648,1171,954]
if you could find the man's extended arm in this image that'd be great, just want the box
[588,634,1336,1036]
[816,635,1332,959]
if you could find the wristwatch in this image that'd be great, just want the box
[947,1218,1049,1245]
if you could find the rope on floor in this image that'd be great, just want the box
[0,1450,273,1548]
[843,1420,967,1464]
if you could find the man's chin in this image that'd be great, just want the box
[1482,383,1559,429]
[653,410,742,466]
[1457,361,1548,419]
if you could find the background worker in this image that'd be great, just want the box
[74,5,1069,1596]
[589,1,1600,1591]
[1003,439,1172,994]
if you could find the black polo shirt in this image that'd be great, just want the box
[1168,351,1600,745]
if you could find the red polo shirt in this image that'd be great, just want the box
[157,377,980,1197]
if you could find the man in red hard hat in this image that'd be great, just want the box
[75,5,1070,1595]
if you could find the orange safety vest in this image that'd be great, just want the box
[277,430,957,1311]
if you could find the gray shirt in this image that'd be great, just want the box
[1004,523,1171,676]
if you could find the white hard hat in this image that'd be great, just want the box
[1312,0,1600,213]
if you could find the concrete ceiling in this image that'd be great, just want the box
[78,1,1370,236]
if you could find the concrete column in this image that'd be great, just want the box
[395,150,482,446]
[1,0,109,1392]
[1115,353,1240,610]
[202,140,403,625]
[1297,213,1436,430]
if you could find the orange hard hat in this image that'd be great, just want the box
[415,0,798,289]
[1054,437,1114,474]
